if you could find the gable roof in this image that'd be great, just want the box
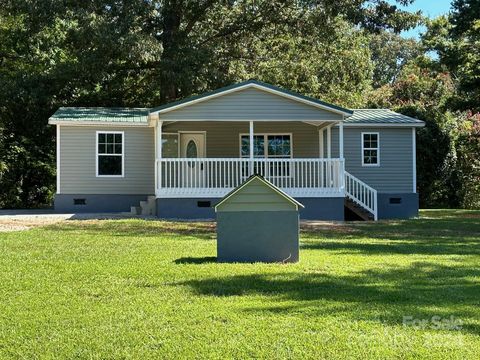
[150,80,353,117]
[346,109,425,127]
[48,107,149,125]
[215,174,304,212]
[47,87,425,127]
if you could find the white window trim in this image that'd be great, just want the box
[96,130,125,178]
[238,133,293,158]
[361,132,380,167]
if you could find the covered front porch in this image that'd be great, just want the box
[147,80,355,201]
[154,119,346,198]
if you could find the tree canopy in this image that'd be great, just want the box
[0,0,478,209]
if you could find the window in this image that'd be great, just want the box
[162,133,179,158]
[186,140,198,158]
[240,134,292,176]
[97,131,124,177]
[240,134,292,158]
[241,135,265,157]
[362,132,379,166]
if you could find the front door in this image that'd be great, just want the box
[180,133,206,187]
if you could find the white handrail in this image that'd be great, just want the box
[344,171,378,220]
[156,158,344,198]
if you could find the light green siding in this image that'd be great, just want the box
[159,88,343,121]
[216,178,297,212]
[332,127,414,193]
[163,121,320,158]
[59,126,154,194]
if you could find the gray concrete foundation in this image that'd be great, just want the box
[54,194,150,213]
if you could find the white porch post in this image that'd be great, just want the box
[339,120,345,191]
[156,121,163,191]
[326,125,332,158]
[249,121,254,175]
[339,120,344,159]
[157,121,163,158]
[319,128,324,158]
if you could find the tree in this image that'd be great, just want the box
[149,0,421,102]
[368,56,480,209]
[423,1,480,111]
[369,31,421,88]
[413,2,480,208]
[0,0,422,208]
[224,17,373,108]
[368,61,458,207]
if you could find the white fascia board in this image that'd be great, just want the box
[154,118,342,123]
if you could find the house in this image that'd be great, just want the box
[48,80,425,220]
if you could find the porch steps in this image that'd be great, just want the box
[139,196,157,216]
[123,196,156,216]
[344,198,374,221]
[129,206,142,216]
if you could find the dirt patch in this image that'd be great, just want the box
[462,213,480,219]
[0,216,68,232]
[300,220,358,235]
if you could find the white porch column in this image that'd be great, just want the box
[326,125,332,158]
[249,121,254,175]
[339,120,344,159]
[339,120,345,191]
[157,120,163,158]
[156,121,163,191]
[319,128,324,158]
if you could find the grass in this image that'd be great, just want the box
[0,209,479,359]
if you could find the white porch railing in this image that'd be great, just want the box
[345,171,378,220]
[156,158,344,198]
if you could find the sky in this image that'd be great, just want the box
[389,0,453,38]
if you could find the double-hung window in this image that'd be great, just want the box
[362,132,379,166]
[97,131,124,177]
[240,134,292,176]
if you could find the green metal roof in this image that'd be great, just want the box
[48,93,424,127]
[347,109,424,125]
[49,107,149,124]
[149,80,354,116]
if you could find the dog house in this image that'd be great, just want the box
[215,175,304,263]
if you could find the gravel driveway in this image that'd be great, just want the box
[0,211,142,232]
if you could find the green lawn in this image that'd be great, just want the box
[0,210,479,359]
